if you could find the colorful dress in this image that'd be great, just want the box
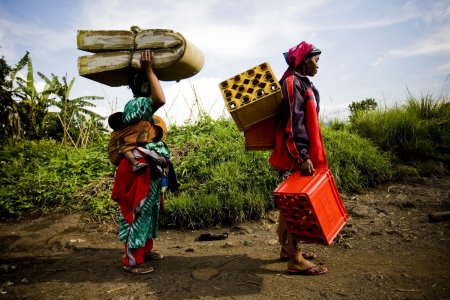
[112,96,170,267]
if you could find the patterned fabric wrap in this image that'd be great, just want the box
[117,172,162,248]
[108,120,160,166]
[111,95,168,252]
[123,97,154,123]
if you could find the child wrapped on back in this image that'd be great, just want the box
[107,49,169,173]
[107,111,167,172]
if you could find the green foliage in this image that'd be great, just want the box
[0,52,106,145]
[75,176,119,219]
[323,126,393,192]
[394,164,420,179]
[0,53,28,138]
[0,138,114,217]
[2,107,425,226]
[15,57,52,139]
[163,115,278,228]
[160,116,393,227]
[348,98,378,122]
[415,160,447,177]
[0,114,396,226]
[349,95,450,175]
[327,118,347,131]
[38,72,106,147]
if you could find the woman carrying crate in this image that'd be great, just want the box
[269,41,328,275]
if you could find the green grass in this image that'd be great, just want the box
[323,126,393,192]
[161,115,393,227]
[349,95,450,175]
[1,108,423,226]
[0,138,114,217]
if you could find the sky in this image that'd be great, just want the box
[1,0,449,127]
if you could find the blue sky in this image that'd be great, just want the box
[1,0,449,126]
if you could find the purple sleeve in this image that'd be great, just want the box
[283,76,310,163]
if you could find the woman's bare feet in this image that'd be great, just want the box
[287,259,328,275]
[280,248,317,261]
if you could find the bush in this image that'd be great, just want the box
[349,95,450,174]
[323,127,393,192]
[0,138,114,217]
[162,116,394,227]
[163,115,278,228]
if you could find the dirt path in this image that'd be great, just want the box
[1,176,449,299]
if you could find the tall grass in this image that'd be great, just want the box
[163,115,278,227]
[349,95,450,174]
[323,127,393,192]
[0,139,114,217]
[162,115,393,227]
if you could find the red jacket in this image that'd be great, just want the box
[269,73,327,171]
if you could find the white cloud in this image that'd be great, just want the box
[73,0,325,61]
[0,18,73,61]
[85,75,227,127]
[372,26,450,66]
[321,103,350,122]
[438,62,450,73]
[156,76,226,126]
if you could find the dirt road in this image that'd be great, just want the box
[1,176,449,299]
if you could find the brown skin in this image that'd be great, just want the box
[298,54,320,77]
[140,49,166,110]
[124,151,138,166]
[296,54,320,176]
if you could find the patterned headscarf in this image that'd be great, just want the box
[280,41,321,82]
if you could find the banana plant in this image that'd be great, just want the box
[0,52,30,138]
[15,57,53,139]
[38,72,104,147]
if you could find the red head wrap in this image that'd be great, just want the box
[280,41,320,82]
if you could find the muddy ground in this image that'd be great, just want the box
[1,176,449,300]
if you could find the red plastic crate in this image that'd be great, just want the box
[243,114,278,151]
[273,169,348,245]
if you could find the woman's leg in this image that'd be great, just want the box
[143,238,163,260]
[144,239,154,254]
[122,243,145,266]
[277,214,327,274]
[277,213,290,260]
[277,214,303,266]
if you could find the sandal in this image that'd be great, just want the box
[280,249,317,261]
[288,265,328,276]
[123,263,154,274]
[144,251,163,261]
[132,162,148,173]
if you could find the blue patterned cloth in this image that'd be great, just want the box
[118,96,166,248]
[118,179,161,247]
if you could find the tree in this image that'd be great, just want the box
[0,53,29,138]
[39,73,105,147]
[1,52,106,145]
[15,57,53,139]
[349,98,378,114]
[349,98,378,122]
[0,55,13,138]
